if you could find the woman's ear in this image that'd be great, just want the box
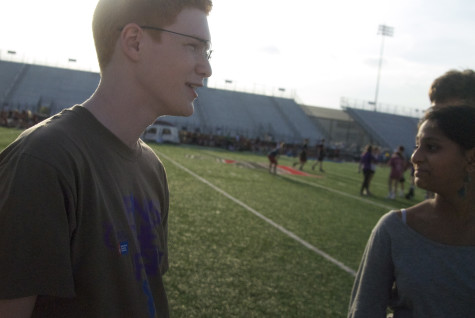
[119,23,143,62]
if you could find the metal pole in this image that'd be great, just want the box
[374,35,385,111]
[373,25,393,112]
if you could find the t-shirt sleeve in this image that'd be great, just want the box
[348,213,395,318]
[0,153,76,299]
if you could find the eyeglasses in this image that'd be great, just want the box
[138,26,212,60]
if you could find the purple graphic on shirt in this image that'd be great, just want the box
[102,195,165,277]
[101,195,165,317]
[123,195,164,279]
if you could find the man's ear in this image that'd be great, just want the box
[119,23,143,62]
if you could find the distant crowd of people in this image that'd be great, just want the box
[0,109,47,129]
[180,129,348,161]
[1,106,359,163]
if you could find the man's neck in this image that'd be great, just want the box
[82,86,156,149]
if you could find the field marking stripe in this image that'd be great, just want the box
[201,149,394,210]
[282,175,395,210]
[158,151,357,277]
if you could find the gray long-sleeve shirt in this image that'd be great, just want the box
[348,211,475,318]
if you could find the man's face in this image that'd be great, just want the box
[138,7,212,117]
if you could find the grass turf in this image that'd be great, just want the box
[152,144,421,317]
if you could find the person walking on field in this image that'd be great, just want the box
[387,145,406,199]
[359,145,377,196]
[293,139,309,170]
[0,1,213,317]
[312,138,326,172]
[268,142,284,174]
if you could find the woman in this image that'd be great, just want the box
[349,105,475,317]
[268,142,284,174]
[386,145,406,199]
[359,145,377,196]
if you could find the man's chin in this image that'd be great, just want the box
[181,103,194,117]
[170,103,194,117]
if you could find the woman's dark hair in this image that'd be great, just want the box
[423,105,475,150]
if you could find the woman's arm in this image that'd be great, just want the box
[348,215,395,317]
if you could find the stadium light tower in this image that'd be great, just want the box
[372,24,394,112]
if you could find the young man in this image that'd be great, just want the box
[0,0,213,317]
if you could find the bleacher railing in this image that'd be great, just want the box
[340,96,426,119]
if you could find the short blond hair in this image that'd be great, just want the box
[92,0,213,71]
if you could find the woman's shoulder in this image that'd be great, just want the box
[375,203,431,233]
[372,210,406,235]
[401,201,437,228]
[368,205,430,246]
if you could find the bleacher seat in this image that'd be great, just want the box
[1,60,420,150]
[345,108,418,156]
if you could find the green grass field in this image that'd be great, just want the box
[0,127,423,317]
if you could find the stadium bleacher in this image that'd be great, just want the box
[0,60,99,114]
[1,59,419,154]
[163,87,325,144]
[344,107,419,156]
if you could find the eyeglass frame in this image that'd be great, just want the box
[118,25,212,60]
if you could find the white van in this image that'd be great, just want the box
[142,121,180,144]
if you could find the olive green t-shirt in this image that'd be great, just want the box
[0,106,169,317]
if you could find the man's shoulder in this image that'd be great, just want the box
[21,105,82,133]
[2,106,90,162]
[139,139,159,157]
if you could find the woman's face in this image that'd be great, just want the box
[411,119,469,196]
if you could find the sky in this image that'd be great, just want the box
[1,0,474,114]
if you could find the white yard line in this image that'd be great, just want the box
[158,151,357,276]
[281,175,396,211]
